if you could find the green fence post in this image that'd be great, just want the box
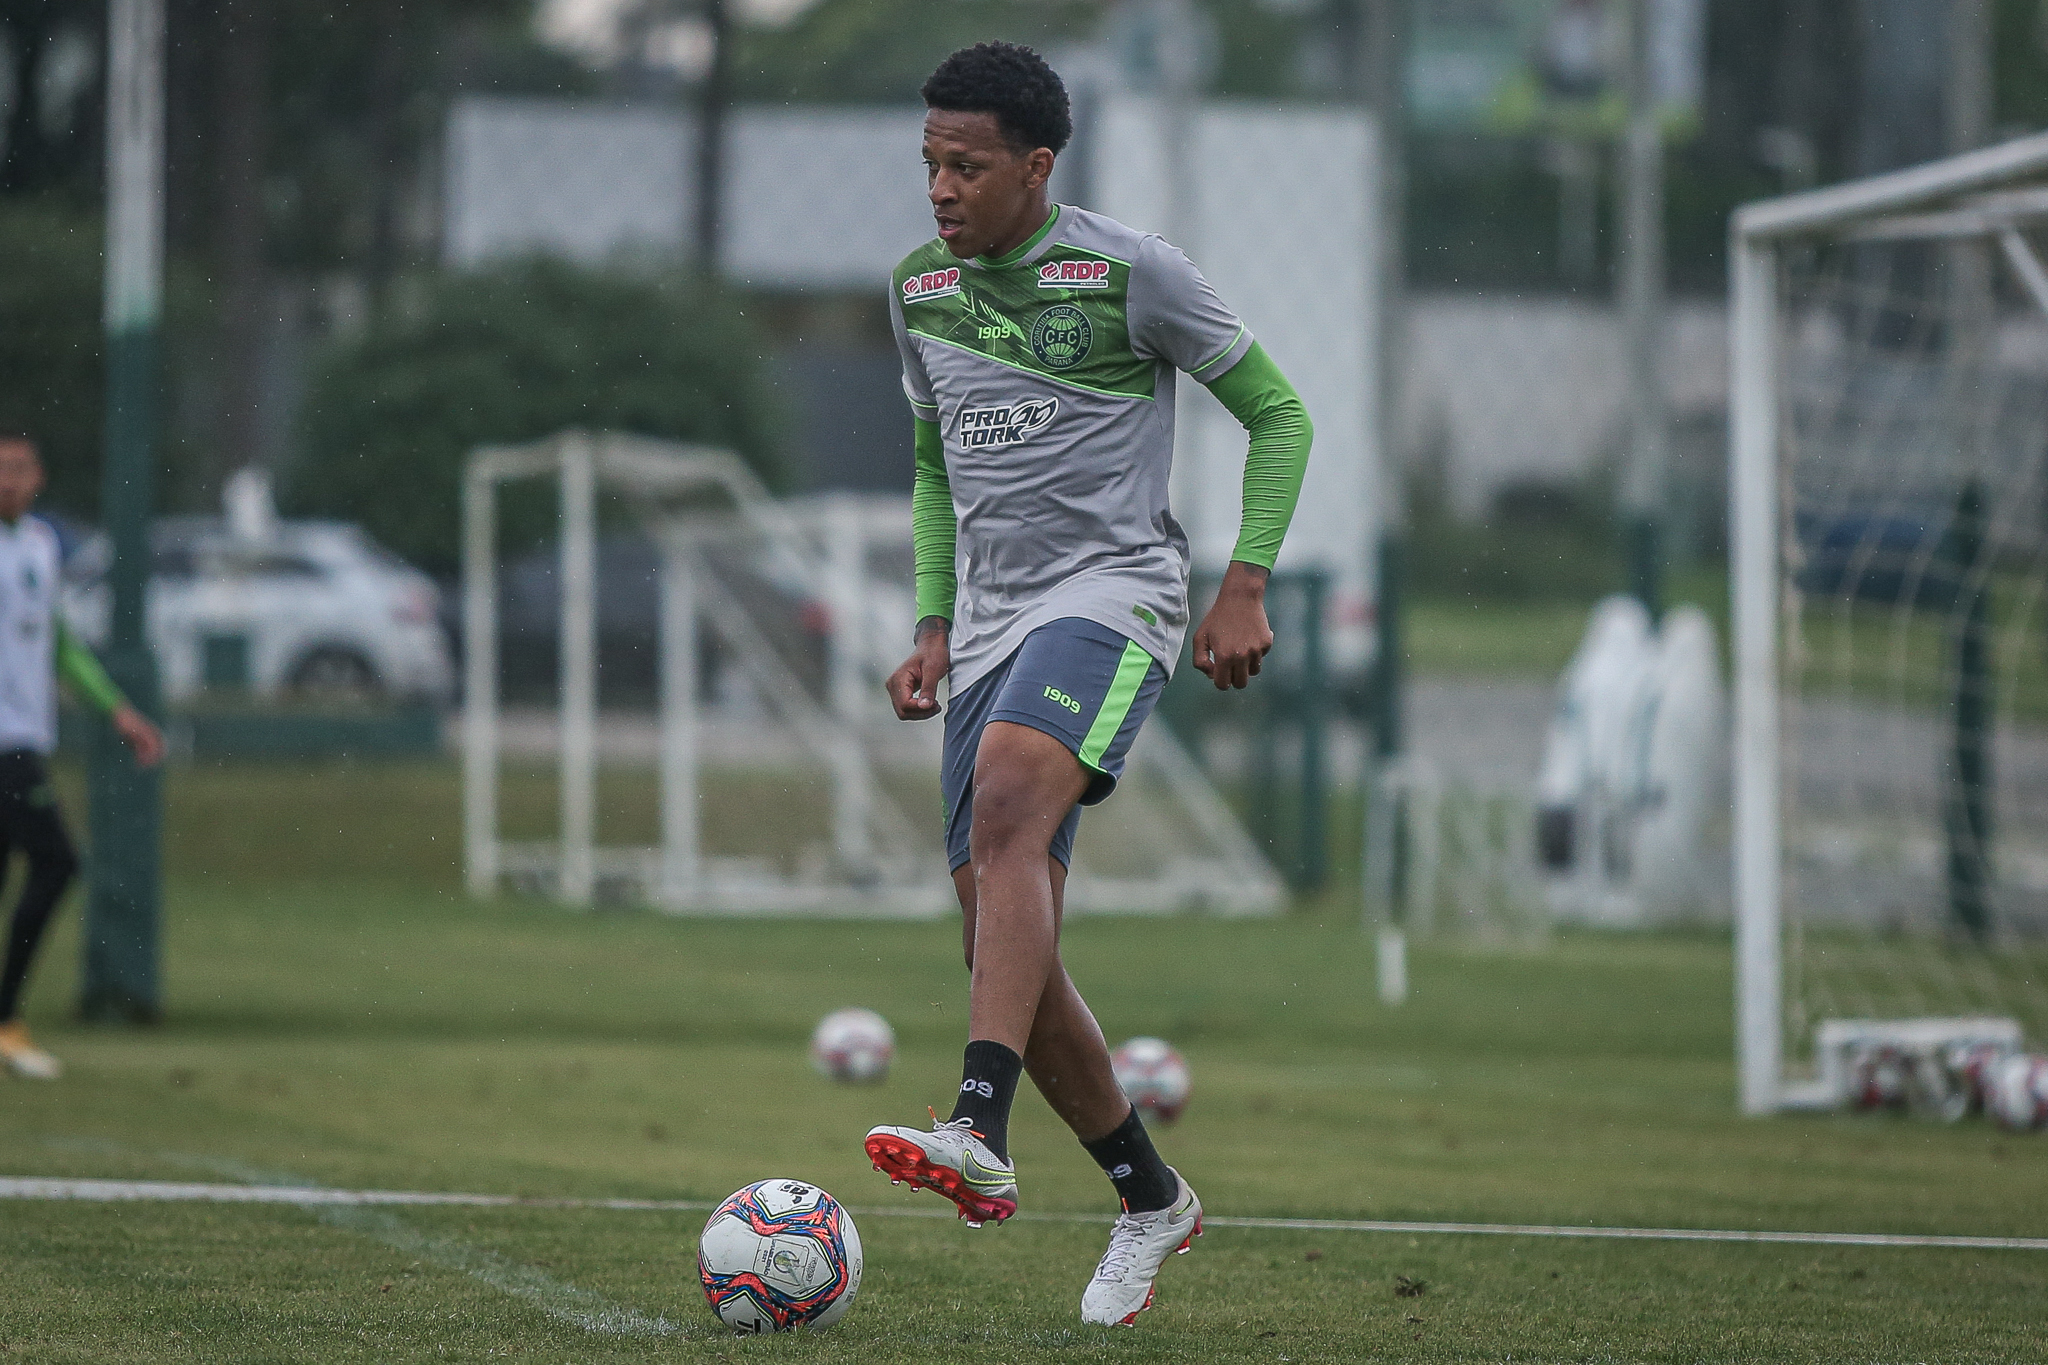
[1296,572,1328,893]
[81,0,166,1024]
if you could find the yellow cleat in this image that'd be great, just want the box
[0,1020,62,1080]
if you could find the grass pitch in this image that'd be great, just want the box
[3,763,2045,1361]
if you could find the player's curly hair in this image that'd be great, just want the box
[922,42,1072,155]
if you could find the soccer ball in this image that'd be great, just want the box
[1943,1040,2014,1117]
[1111,1036,1191,1123]
[811,1008,894,1083]
[1985,1054,2048,1132]
[1846,1045,1912,1111]
[698,1179,863,1333]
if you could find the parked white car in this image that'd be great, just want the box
[61,515,454,705]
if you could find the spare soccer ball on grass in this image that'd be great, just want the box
[1985,1054,2048,1132]
[1846,1044,1912,1111]
[698,1179,863,1333]
[811,1008,894,1083]
[1111,1036,1191,1123]
[1943,1039,2014,1117]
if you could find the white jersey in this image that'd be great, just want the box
[0,516,67,754]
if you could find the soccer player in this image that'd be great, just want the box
[0,435,164,1080]
[862,44,1312,1325]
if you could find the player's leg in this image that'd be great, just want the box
[865,620,1189,1248]
[865,659,1054,1223]
[960,853,1201,1326]
[865,721,1084,1223]
[970,624,1200,1325]
[0,752,79,1080]
[942,718,1087,1139]
[965,865,1128,1145]
[1007,857,1200,1329]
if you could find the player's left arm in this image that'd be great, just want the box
[54,619,164,765]
[1191,343,1313,690]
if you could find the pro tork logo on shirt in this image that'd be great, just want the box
[958,398,1059,450]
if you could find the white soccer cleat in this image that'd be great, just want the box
[1080,1170,1202,1326]
[864,1114,1018,1226]
[0,1021,62,1081]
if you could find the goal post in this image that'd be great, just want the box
[1731,131,2048,1114]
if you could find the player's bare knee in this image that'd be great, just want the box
[967,785,1051,864]
[971,735,1079,858]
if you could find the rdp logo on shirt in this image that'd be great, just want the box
[1038,258,1111,290]
[902,267,961,302]
[957,398,1059,450]
[1031,305,1092,370]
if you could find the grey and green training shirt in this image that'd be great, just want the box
[890,203,1313,695]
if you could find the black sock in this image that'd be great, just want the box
[948,1039,1024,1163]
[1082,1106,1178,1213]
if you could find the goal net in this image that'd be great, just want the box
[1732,136,2048,1113]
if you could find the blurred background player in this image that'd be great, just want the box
[0,435,164,1080]
[862,43,1311,1327]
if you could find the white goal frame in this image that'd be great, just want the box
[1730,131,2048,1114]
[461,429,1286,918]
[460,430,947,914]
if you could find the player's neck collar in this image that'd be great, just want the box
[975,204,1062,270]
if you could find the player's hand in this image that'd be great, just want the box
[1191,562,1274,690]
[886,618,951,720]
[112,704,165,767]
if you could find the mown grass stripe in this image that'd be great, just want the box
[8,1177,2046,1252]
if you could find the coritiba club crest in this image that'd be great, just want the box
[1031,305,1091,370]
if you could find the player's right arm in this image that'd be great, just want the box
[886,270,954,721]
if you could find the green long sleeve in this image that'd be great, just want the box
[910,417,956,623]
[55,620,128,714]
[1204,341,1313,571]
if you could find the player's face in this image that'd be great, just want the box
[922,110,1054,260]
[0,441,44,522]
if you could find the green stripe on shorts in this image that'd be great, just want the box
[1078,640,1153,771]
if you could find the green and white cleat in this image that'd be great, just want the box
[864,1114,1018,1226]
[1080,1170,1202,1326]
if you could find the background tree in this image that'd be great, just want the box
[287,258,779,576]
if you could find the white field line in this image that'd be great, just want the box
[307,1204,682,1338]
[8,1176,2048,1253]
[11,1169,680,1338]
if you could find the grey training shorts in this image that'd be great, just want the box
[941,617,1168,873]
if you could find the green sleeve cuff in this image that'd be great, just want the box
[1204,341,1313,570]
[56,620,128,714]
[910,417,957,624]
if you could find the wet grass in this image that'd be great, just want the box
[3,865,2044,1361]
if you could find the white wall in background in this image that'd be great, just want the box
[443,96,931,289]
[445,97,688,266]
